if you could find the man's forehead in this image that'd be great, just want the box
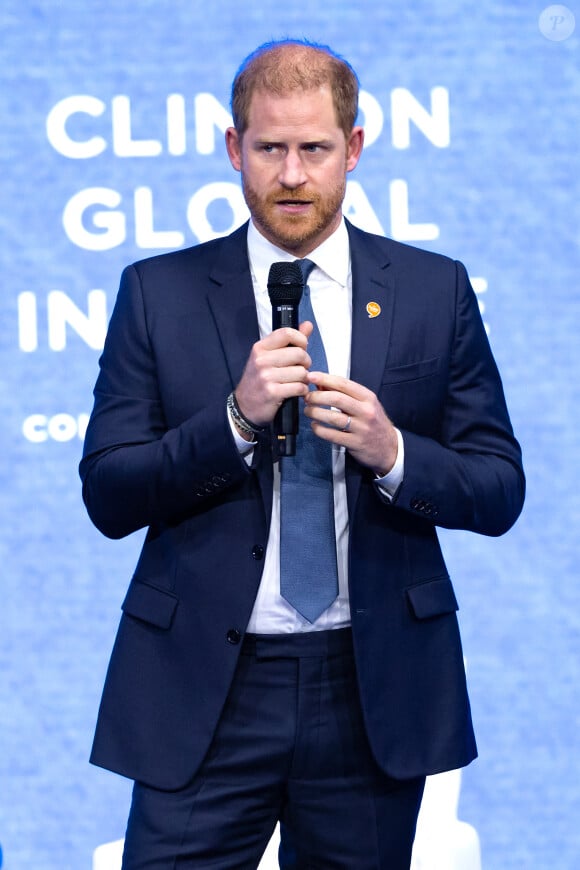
[246,85,340,129]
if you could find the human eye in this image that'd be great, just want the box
[256,142,280,154]
[302,141,333,158]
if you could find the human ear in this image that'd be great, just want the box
[346,126,364,172]
[225,127,242,171]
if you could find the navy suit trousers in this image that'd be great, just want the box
[121,629,425,869]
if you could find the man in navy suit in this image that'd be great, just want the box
[80,39,525,868]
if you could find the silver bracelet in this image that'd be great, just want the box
[226,392,265,437]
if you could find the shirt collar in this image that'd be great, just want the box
[247,218,350,293]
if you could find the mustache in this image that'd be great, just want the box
[269,190,319,204]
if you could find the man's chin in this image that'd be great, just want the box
[257,217,325,253]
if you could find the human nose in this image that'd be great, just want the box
[278,149,307,189]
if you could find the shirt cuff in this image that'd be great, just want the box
[227,403,256,464]
[374,428,404,500]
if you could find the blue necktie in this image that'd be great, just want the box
[279,259,339,622]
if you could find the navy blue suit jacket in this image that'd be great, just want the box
[80,221,525,789]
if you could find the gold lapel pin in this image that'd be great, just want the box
[366,301,381,318]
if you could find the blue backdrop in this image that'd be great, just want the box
[1,1,579,867]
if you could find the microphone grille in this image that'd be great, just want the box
[267,261,304,304]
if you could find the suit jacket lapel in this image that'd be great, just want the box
[205,222,274,524]
[206,223,259,386]
[346,222,395,514]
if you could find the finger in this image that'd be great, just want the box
[332,409,352,432]
[308,418,352,446]
[274,364,313,385]
[254,345,312,371]
[275,381,312,401]
[321,407,353,431]
[305,389,356,415]
[305,404,353,432]
[306,371,372,401]
[261,327,310,350]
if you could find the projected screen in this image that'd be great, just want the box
[1,2,578,867]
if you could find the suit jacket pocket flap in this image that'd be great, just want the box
[406,576,458,619]
[121,579,178,629]
[382,357,439,385]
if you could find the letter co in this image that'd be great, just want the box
[22,413,89,443]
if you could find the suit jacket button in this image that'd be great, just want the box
[226,629,241,645]
[252,545,265,560]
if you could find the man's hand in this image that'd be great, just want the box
[304,371,398,476]
[234,323,314,428]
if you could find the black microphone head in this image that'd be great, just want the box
[267,261,304,305]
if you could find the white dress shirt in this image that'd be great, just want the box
[231,219,403,633]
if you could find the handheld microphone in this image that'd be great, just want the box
[267,261,305,456]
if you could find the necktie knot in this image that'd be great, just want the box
[295,258,316,284]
